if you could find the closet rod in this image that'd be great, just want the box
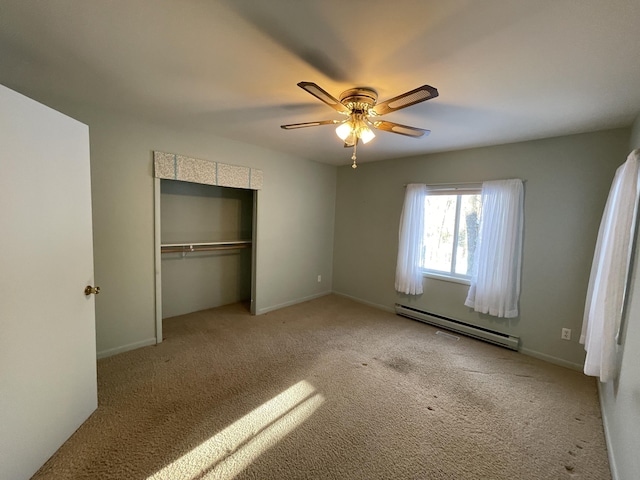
[161,240,251,248]
[161,240,252,254]
[161,244,250,254]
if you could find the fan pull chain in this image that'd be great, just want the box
[351,142,358,169]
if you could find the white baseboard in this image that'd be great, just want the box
[100,293,333,357]
[331,291,395,313]
[255,291,332,315]
[97,337,157,359]
[519,347,583,371]
[332,292,585,371]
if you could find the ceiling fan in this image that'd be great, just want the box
[281,82,439,168]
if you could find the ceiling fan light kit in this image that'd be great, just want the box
[281,82,438,168]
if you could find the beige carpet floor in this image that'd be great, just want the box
[32,295,611,479]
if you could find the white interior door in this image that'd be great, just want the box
[0,84,97,480]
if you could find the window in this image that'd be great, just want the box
[421,188,481,281]
[396,180,523,313]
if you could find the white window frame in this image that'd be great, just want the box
[421,185,482,285]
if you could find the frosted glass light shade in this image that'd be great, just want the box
[360,127,375,144]
[336,118,375,144]
[336,122,352,141]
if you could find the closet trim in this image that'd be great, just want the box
[154,177,162,345]
[153,151,263,190]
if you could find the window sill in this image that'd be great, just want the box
[422,271,471,286]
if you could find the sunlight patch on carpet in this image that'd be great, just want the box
[149,380,324,479]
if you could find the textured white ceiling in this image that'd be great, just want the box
[1,0,639,165]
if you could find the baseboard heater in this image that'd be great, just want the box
[395,304,519,351]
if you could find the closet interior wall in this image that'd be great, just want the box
[160,179,253,319]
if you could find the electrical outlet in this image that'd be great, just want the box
[317,275,322,283]
[561,328,571,340]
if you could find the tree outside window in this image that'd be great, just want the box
[421,192,481,280]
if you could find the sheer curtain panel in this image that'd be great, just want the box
[395,183,428,295]
[465,179,524,318]
[580,149,640,382]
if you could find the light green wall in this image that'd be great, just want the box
[333,128,630,369]
[55,106,335,357]
[160,181,253,318]
[597,115,640,480]
[631,113,640,148]
[9,82,639,477]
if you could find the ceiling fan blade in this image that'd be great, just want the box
[280,120,340,129]
[297,82,350,114]
[372,120,431,138]
[372,85,439,116]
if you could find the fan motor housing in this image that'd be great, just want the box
[339,87,378,111]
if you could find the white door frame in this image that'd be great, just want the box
[153,178,258,342]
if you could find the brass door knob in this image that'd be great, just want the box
[84,285,100,296]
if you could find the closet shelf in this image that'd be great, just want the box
[161,240,251,254]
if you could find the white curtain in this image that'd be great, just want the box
[395,183,427,295]
[465,179,524,318]
[580,149,640,382]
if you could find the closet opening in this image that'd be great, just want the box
[154,179,257,342]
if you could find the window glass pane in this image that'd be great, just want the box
[455,194,481,275]
[423,195,457,273]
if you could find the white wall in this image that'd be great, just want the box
[333,128,629,369]
[46,104,336,357]
[597,115,640,480]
